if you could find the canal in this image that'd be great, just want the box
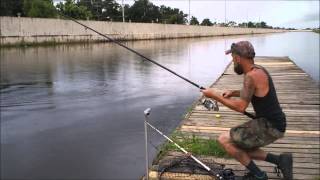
[1,32,319,179]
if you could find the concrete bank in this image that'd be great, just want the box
[0,17,286,46]
[149,56,320,180]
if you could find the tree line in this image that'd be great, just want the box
[1,0,293,29]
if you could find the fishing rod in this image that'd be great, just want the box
[58,12,255,119]
[58,13,203,90]
[143,108,236,180]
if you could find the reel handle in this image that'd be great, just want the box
[201,99,219,111]
[199,87,219,111]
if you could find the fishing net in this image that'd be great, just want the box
[155,153,237,180]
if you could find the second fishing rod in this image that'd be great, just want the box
[60,13,255,119]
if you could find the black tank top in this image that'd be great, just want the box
[251,65,286,132]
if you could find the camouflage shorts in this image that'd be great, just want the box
[230,117,284,150]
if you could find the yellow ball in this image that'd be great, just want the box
[215,114,221,118]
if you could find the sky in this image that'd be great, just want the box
[54,0,320,29]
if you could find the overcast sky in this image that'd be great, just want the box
[54,0,319,29]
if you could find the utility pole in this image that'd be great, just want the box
[246,11,248,28]
[224,0,227,26]
[188,0,191,25]
[122,0,125,22]
[259,15,261,28]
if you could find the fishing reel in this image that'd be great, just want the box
[215,168,236,180]
[201,98,219,111]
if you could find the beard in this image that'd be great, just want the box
[234,62,244,75]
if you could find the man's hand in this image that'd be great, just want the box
[222,90,233,98]
[201,88,215,99]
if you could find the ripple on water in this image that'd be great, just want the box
[0,81,110,109]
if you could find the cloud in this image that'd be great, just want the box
[282,11,320,27]
[300,12,320,22]
[280,11,320,29]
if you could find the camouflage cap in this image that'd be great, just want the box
[225,41,255,59]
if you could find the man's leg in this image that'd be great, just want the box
[224,117,292,180]
[218,132,267,179]
[218,132,251,164]
[247,149,280,165]
[247,149,267,161]
[247,149,293,180]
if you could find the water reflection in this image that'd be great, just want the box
[1,32,319,179]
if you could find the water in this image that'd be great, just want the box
[1,32,319,179]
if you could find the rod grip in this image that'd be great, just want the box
[244,111,255,119]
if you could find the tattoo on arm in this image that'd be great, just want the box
[232,90,240,97]
[240,75,255,102]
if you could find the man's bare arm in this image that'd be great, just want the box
[240,74,255,102]
[231,90,240,97]
[202,89,249,113]
[222,90,240,98]
[202,74,255,113]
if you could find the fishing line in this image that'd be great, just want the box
[58,13,204,90]
[58,12,255,119]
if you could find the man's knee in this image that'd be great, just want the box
[218,132,231,146]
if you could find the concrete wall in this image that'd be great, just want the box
[0,16,286,46]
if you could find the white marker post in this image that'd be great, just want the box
[143,108,151,180]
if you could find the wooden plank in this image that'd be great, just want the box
[178,135,320,147]
[180,126,320,135]
[178,132,320,145]
[191,111,320,117]
[183,122,320,131]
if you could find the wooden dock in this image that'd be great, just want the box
[149,56,320,180]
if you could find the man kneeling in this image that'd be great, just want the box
[201,41,293,180]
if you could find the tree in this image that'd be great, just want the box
[201,18,213,26]
[24,0,57,18]
[247,21,254,28]
[238,22,247,27]
[122,1,187,24]
[77,0,122,21]
[159,6,187,24]
[126,0,160,23]
[159,5,169,23]
[227,21,237,27]
[101,0,122,21]
[77,0,101,20]
[56,0,92,20]
[260,21,267,28]
[190,16,199,25]
[1,0,24,16]
[238,21,272,28]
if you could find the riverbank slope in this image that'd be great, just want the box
[1,17,286,46]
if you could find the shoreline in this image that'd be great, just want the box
[1,16,287,47]
[0,33,277,48]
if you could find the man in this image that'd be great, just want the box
[201,41,293,180]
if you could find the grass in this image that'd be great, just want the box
[1,40,60,48]
[154,131,229,164]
